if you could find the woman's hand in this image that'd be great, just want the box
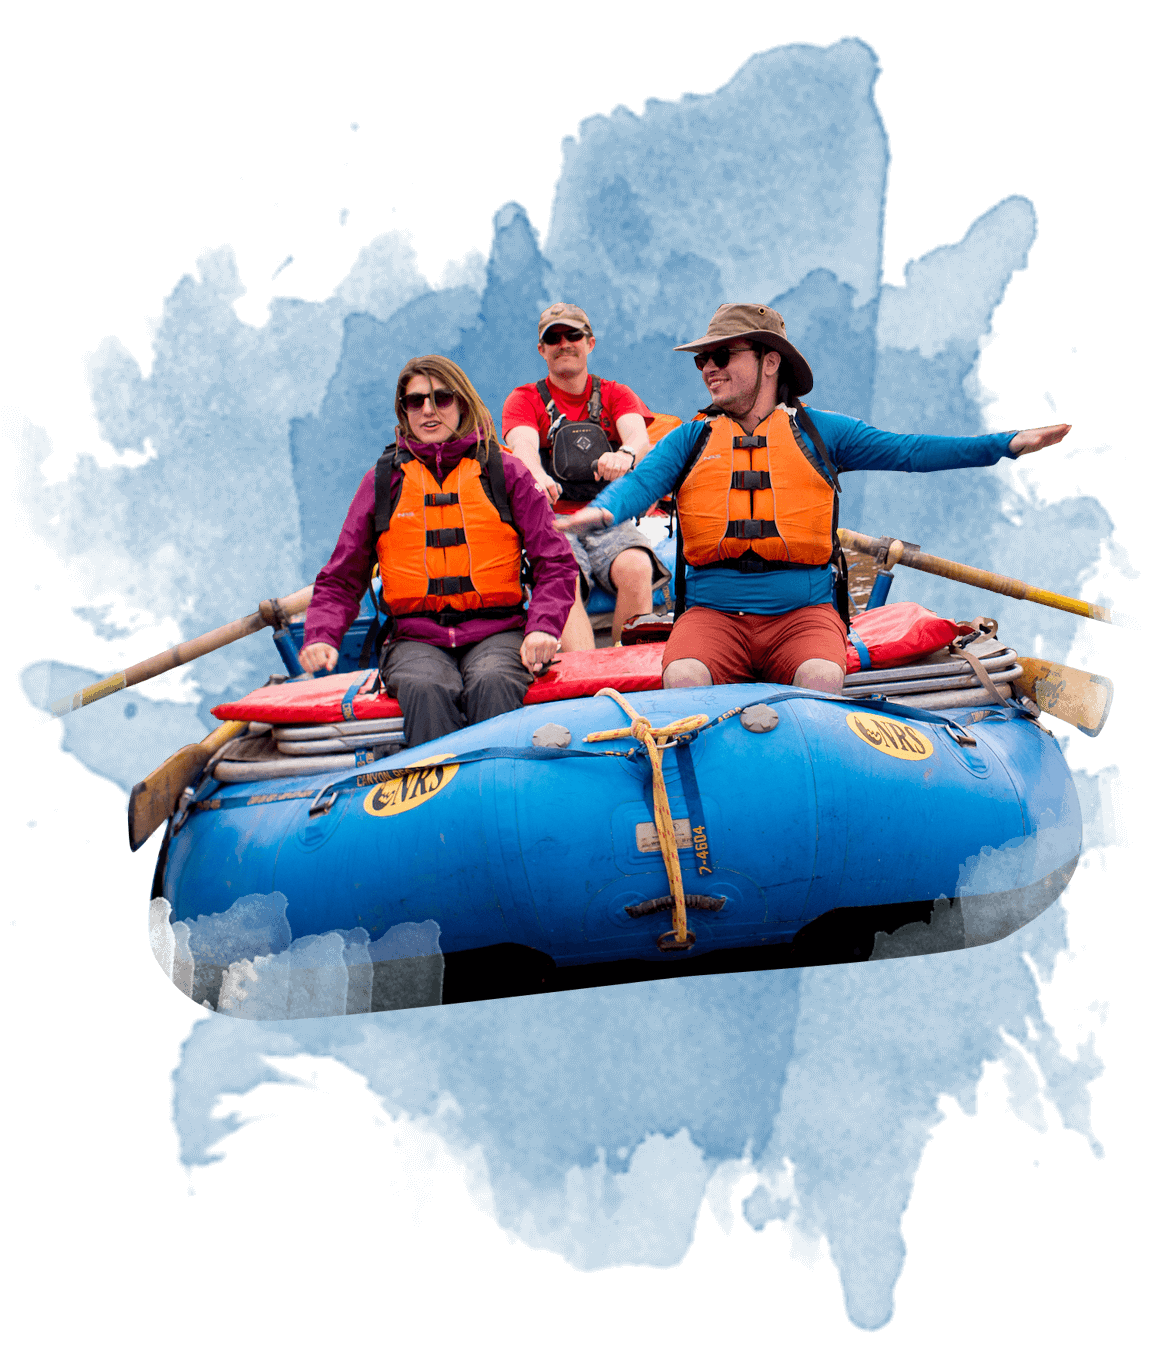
[299,642,339,674]
[520,630,560,675]
[554,505,612,534]
[1009,423,1072,456]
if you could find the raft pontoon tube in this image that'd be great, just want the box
[152,610,1078,1016]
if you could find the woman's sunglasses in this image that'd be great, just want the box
[403,388,458,412]
[693,344,756,371]
[541,327,588,346]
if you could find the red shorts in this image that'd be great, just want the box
[662,605,847,685]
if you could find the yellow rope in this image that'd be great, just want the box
[585,688,709,946]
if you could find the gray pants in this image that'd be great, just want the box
[381,630,531,749]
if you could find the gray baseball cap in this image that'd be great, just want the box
[538,302,594,340]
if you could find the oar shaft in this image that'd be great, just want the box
[51,585,314,717]
[839,529,1111,624]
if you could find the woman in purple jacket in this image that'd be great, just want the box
[300,355,578,748]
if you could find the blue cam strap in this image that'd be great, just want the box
[186,690,1029,823]
[848,627,871,671]
[675,743,714,878]
[341,679,362,722]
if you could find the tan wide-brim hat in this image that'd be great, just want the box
[674,303,813,396]
[538,302,594,340]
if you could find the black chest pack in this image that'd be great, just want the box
[537,377,617,502]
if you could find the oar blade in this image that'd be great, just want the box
[128,720,248,851]
[1015,657,1114,738]
[129,745,205,851]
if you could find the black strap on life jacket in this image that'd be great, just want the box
[693,553,801,575]
[725,519,781,540]
[794,403,842,493]
[411,604,524,626]
[426,526,467,548]
[791,405,849,631]
[670,420,714,619]
[374,439,515,532]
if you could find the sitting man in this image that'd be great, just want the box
[502,303,672,647]
[555,303,1070,693]
[299,355,577,748]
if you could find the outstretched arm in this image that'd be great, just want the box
[1008,423,1071,456]
[555,420,701,530]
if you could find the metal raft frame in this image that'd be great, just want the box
[206,642,1024,785]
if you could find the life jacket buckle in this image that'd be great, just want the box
[732,434,767,449]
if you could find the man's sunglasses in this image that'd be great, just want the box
[693,344,756,371]
[541,327,588,345]
[403,388,458,412]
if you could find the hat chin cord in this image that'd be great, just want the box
[731,347,767,425]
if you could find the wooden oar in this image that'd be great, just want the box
[128,720,249,850]
[50,586,313,717]
[838,529,1134,627]
[1015,657,1113,738]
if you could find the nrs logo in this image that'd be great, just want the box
[846,712,932,761]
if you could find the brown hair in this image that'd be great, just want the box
[394,355,497,456]
[750,342,793,405]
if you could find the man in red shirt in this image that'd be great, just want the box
[502,303,671,647]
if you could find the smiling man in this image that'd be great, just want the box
[556,303,1070,692]
[502,303,672,646]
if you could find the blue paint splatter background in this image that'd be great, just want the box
[5,12,1147,1351]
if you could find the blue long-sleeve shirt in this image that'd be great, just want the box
[589,406,1017,616]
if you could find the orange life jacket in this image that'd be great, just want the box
[676,406,838,572]
[373,443,524,623]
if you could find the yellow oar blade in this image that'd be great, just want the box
[128,720,248,851]
[838,529,1135,628]
[50,671,127,717]
[1015,657,1113,737]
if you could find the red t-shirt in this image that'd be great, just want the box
[502,374,654,513]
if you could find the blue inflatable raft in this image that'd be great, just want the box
[152,669,1081,1016]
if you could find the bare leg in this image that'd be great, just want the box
[663,658,713,689]
[559,578,595,651]
[608,548,655,643]
[792,658,845,693]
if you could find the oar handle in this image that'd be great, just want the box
[51,585,314,716]
[838,529,1114,625]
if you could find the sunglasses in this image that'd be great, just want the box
[403,388,458,412]
[541,327,588,345]
[693,344,756,371]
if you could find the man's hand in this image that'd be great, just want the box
[535,470,562,504]
[1009,423,1072,456]
[594,449,636,482]
[555,505,612,534]
[300,642,339,674]
[520,630,560,675]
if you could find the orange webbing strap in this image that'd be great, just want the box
[584,688,709,948]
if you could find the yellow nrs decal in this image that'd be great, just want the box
[362,761,459,816]
[846,712,933,761]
